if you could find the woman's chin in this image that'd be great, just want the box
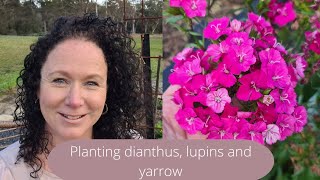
[57,131,91,142]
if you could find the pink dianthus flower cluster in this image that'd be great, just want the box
[169,13,308,145]
[267,0,297,27]
[304,28,320,54]
[170,0,207,18]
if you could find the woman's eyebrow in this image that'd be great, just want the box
[47,71,105,80]
[47,71,70,77]
[84,74,105,81]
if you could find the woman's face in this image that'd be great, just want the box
[38,39,107,144]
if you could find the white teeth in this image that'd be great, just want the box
[62,114,83,120]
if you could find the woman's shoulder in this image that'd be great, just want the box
[0,141,20,179]
[0,141,62,180]
[0,141,20,166]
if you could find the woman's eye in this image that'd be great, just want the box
[52,78,67,84]
[86,81,98,86]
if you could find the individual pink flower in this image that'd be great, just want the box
[290,54,307,81]
[308,31,320,54]
[212,58,237,88]
[176,87,198,108]
[310,12,320,29]
[262,124,281,145]
[254,36,286,54]
[305,30,316,42]
[270,87,297,114]
[206,41,229,62]
[176,107,205,134]
[221,103,239,120]
[225,32,252,47]
[227,45,256,73]
[259,48,286,69]
[170,0,182,7]
[294,55,307,79]
[173,88,183,107]
[269,1,297,27]
[169,56,202,85]
[236,70,268,101]
[240,121,267,144]
[202,73,219,92]
[270,38,287,55]
[292,106,307,133]
[184,74,218,106]
[220,104,253,138]
[199,51,212,71]
[181,0,207,18]
[204,17,230,40]
[276,114,295,141]
[248,12,270,28]
[230,19,242,32]
[247,12,272,33]
[207,118,233,139]
[255,102,278,124]
[184,74,206,94]
[288,64,298,87]
[187,74,219,106]
[173,47,193,67]
[206,88,231,113]
[194,107,221,134]
[219,117,249,140]
[266,63,291,89]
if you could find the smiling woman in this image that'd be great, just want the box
[0,14,145,179]
[39,39,108,144]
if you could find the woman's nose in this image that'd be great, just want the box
[65,84,84,108]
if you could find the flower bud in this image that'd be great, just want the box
[262,95,274,106]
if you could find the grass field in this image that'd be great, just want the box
[0,35,162,95]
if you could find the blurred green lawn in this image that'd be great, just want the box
[0,35,162,95]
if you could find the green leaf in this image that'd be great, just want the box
[186,43,201,49]
[170,23,188,33]
[263,89,272,95]
[165,7,183,16]
[165,15,183,24]
[197,39,204,48]
[302,82,317,103]
[311,72,320,89]
[259,7,270,14]
[188,31,202,37]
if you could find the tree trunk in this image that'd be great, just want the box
[95,0,98,16]
[132,19,135,34]
[43,21,47,33]
[106,0,108,17]
[125,21,127,32]
[144,22,148,33]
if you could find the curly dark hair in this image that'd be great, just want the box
[13,14,145,178]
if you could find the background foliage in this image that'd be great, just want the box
[0,0,162,35]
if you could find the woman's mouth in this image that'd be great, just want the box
[59,113,86,120]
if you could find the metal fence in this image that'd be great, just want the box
[0,121,20,150]
[123,0,162,139]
